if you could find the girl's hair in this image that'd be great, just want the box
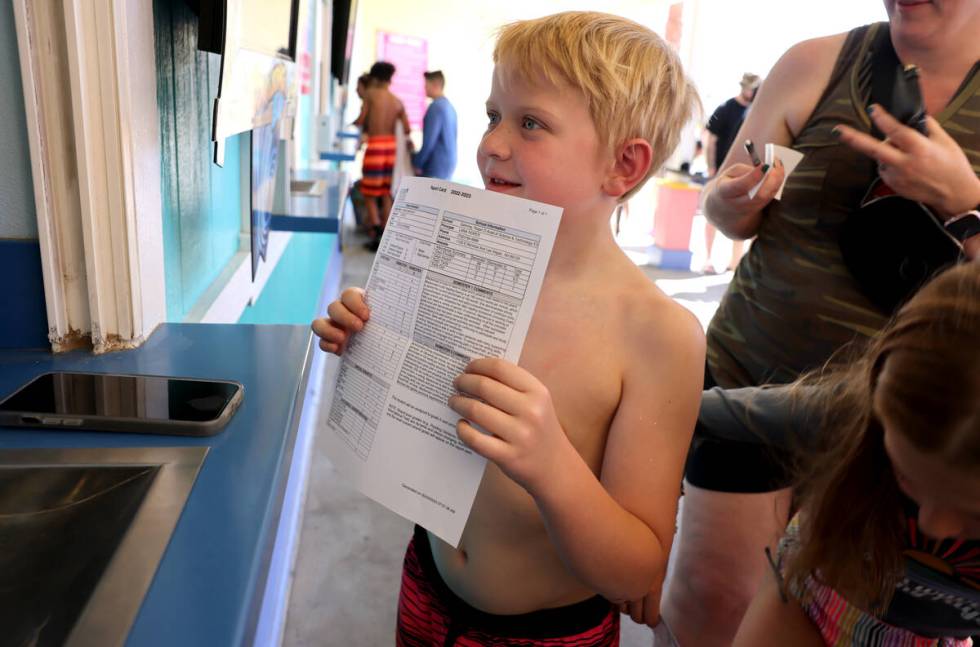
[787,263,980,610]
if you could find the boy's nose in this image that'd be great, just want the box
[917,505,965,540]
[478,123,512,160]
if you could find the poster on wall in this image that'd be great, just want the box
[210,0,304,166]
[250,66,289,281]
[376,32,428,130]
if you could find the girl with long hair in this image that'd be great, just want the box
[729,262,980,646]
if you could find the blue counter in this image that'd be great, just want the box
[0,323,318,646]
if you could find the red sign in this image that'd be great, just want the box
[376,32,428,130]
[666,2,683,50]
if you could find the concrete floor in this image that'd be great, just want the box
[283,209,732,646]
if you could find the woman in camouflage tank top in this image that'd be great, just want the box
[662,4,980,644]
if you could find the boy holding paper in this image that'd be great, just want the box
[312,11,703,644]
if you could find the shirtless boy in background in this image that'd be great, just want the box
[314,12,704,644]
[354,61,412,251]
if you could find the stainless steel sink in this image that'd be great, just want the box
[0,447,207,647]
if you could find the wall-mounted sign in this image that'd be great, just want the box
[376,32,428,130]
[250,80,287,280]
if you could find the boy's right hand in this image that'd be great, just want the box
[311,287,370,355]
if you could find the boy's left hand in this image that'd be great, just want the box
[448,358,573,494]
[620,587,662,627]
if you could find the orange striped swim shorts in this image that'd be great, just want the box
[361,135,397,197]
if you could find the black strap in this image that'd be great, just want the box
[868,25,927,138]
[946,211,980,242]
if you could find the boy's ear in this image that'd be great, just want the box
[603,138,653,199]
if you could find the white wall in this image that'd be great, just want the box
[686,0,887,126]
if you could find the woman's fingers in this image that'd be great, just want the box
[834,123,905,167]
[751,160,786,204]
[921,114,956,147]
[716,163,766,200]
[866,103,923,150]
[723,160,785,208]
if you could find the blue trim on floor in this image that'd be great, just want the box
[0,239,49,349]
[319,151,356,162]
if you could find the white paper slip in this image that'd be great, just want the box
[321,177,562,547]
[747,143,804,200]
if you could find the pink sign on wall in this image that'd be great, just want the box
[376,31,428,130]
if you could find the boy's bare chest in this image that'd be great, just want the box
[518,308,623,459]
[459,307,624,549]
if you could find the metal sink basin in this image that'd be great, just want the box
[0,447,207,647]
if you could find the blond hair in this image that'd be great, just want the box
[494,11,700,199]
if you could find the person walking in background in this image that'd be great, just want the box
[413,70,458,180]
[354,61,411,251]
[701,73,760,274]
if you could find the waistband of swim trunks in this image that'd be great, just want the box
[412,525,614,638]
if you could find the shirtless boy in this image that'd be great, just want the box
[354,61,412,251]
[313,12,704,644]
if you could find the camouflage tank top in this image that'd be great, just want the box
[706,22,980,389]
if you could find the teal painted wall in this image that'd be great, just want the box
[155,0,243,322]
[238,233,337,325]
[0,0,37,240]
[154,0,326,323]
[0,2,48,348]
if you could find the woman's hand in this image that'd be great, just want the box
[834,105,980,220]
[705,160,786,238]
[311,287,370,355]
[448,358,574,495]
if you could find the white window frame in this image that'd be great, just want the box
[14,0,166,353]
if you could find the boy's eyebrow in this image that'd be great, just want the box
[517,105,560,122]
[485,102,562,123]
